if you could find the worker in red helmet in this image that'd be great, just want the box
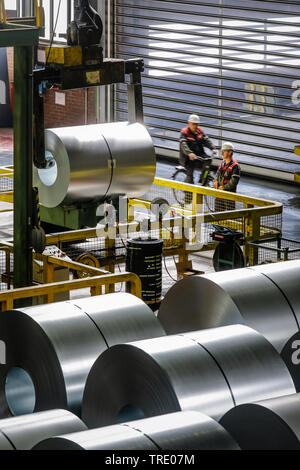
[179,114,218,184]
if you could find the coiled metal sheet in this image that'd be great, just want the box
[183,325,295,406]
[220,393,300,450]
[0,432,14,450]
[70,293,165,347]
[0,293,164,418]
[126,411,240,450]
[0,409,86,450]
[82,334,234,427]
[81,325,295,428]
[34,425,158,451]
[158,265,299,352]
[33,122,156,208]
[34,411,240,450]
[250,260,300,328]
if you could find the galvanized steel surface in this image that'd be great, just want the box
[220,393,300,450]
[0,409,86,450]
[33,122,156,208]
[183,325,295,405]
[33,425,158,451]
[34,411,240,450]
[158,264,299,352]
[250,260,300,328]
[82,334,234,427]
[81,325,295,428]
[0,294,164,417]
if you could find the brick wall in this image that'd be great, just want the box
[6,48,96,128]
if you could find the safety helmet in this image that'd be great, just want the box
[222,142,235,152]
[188,114,200,124]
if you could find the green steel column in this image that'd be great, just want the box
[13,46,34,291]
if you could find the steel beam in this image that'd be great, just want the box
[13,46,34,291]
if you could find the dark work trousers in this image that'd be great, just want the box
[184,157,211,184]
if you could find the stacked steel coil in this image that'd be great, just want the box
[0,293,165,418]
[81,325,295,428]
[158,261,300,354]
[0,409,86,450]
[220,393,300,450]
[33,411,240,450]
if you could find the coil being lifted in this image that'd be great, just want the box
[33,122,156,208]
[0,410,86,451]
[220,393,300,450]
[81,325,295,428]
[0,293,165,418]
[34,411,240,451]
[158,261,300,352]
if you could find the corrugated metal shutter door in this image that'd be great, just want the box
[115,0,300,173]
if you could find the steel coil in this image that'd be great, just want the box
[34,425,158,451]
[34,411,240,450]
[158,264,299,352]
[0,293,164,418]
[0,432,14,450]
[81,325,295,428]
[183,326,295,406]
[220,394,300,450]
[250,260,300,328]
[0,409,86,450]
[33,122,156,208]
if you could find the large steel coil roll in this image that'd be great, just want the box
[0,293,164,418]
[0,409,86,450]
[0,432,14,450]
[34,426,156,451]
[220,394,300,450]
[158,263,299,352]
[183,326,295,406]
[81,325,295,428]
[34,411,239,450]
[250,260,300,327]
[69,293,165,347]
[33,122,156,208]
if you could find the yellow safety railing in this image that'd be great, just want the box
[0,167,14,212]
[0,272,141,311]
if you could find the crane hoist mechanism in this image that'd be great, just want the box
[67,0,103,47]
[32,0,154,233]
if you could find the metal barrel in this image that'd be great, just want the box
[126,238,164,310]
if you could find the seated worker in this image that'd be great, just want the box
[214,142,241,211]
[179,114,218,185]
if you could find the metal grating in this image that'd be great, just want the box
[114,0,300,173]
